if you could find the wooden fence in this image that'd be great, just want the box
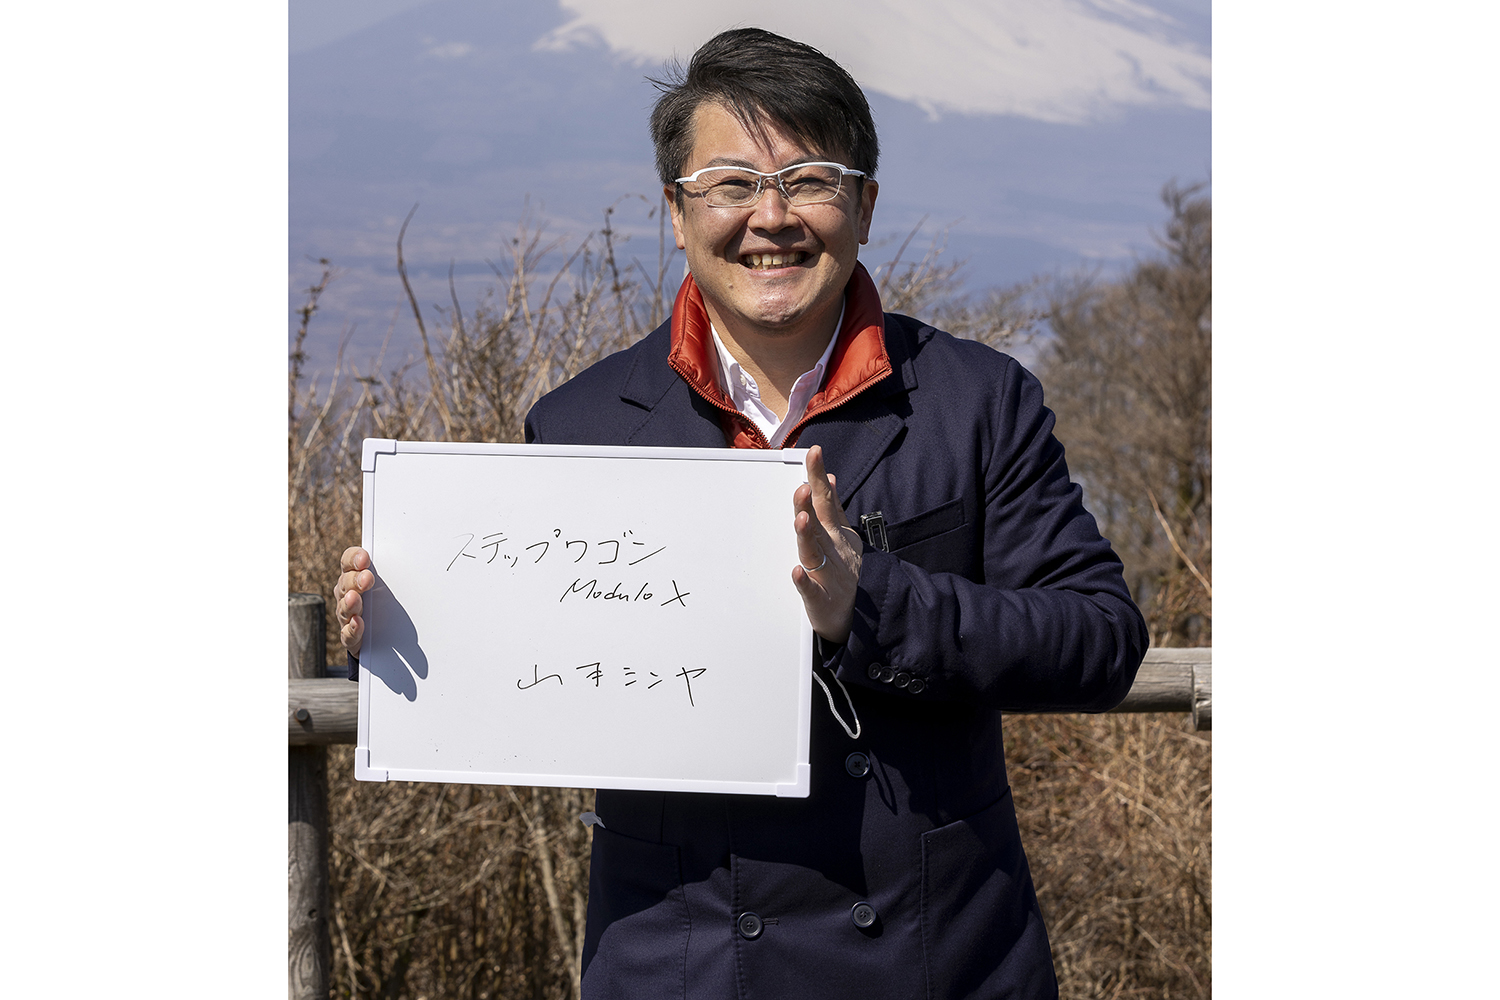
[287,593,1212,998]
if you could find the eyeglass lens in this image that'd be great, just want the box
[692,165,846,208]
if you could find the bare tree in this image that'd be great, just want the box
[871,220,1045,354]
[1040,182,1211,646]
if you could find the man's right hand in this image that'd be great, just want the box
[334,546,375,658]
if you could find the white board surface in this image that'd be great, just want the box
[355,438,814,797]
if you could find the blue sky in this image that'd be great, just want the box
[290,0,1211,373]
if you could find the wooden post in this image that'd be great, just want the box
[289,593,331,1000]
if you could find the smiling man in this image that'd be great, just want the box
[336,27,1147,1000]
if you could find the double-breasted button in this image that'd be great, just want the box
[867,663,883,680]
[907,677,926,694]
[737,911,763,940]
[845,752,871,778]
[851,902,877,928]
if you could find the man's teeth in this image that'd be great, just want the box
[743,252,807,269]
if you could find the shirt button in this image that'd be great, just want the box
[851,902,877,929]
[893,671,911,689]
[737,911,763,940]
[907,677,926,694]
[845,752,871,778]
[867,663,883,681]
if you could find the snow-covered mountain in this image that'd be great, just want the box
[290,0,1209,371]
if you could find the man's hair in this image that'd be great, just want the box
[648,28,879,189]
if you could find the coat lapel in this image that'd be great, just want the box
[797,318,918,506]
[616,324,729,448]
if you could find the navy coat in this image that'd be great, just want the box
[524,306,1148,999]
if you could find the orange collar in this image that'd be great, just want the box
[666,262,892,448]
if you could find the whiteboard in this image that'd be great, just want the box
[355,438,814,797]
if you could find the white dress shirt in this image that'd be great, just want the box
[710,302,844,448]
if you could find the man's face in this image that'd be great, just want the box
[667,102,878,348]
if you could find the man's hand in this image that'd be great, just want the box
[791,446,863,646]
[333,546,376,658]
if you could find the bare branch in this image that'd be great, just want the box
[1145,486,1211,600]
[397,204,453,437]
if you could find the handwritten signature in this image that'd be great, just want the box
[516,661,709,706]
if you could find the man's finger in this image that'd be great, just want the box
[793,506,827,571]
[804,446,849,527]
[335,567,375,602]
[793,483,838,560]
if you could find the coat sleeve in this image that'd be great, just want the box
[833,357,1148,713]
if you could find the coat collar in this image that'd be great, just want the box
[616,263,919,504]
[663,261,893,438]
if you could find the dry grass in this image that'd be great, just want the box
[323,766,593,1000]
[1008,713,1211,998]
[290,202,1211,998]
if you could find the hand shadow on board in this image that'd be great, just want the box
[366,576,429,702]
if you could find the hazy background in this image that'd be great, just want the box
[289,0,1211,371]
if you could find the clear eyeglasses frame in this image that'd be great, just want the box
[673,161,867,209]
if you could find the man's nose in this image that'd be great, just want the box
[748,181,796,230]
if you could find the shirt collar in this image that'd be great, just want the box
[666,262,893,448]
[708,300,844,407]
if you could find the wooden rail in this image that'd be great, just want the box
[288,645,1212,746]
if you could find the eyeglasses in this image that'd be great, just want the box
[674,161,866,209]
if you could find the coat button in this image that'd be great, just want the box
[867,663,883,680]
[851,902,877,928]
[893,671,911,688]
[845,752,871,778]
[737,911,763,940]
[878,666,896,683]
[907,677,926,694]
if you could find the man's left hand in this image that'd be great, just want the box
[791,445,863,646]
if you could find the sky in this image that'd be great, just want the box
[289,0,1211,374]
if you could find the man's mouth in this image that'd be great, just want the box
[741,251,808,270]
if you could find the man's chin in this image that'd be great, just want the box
[733,302,841,341]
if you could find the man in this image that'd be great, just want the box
[336,28,1147,999]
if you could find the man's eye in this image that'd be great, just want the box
[711,176,756,190]
[785,178,834,193]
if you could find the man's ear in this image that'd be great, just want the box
[856,180,879,246]
[665,185,687,250]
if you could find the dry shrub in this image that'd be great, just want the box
[323,760,593,1000]
[871,219,1045,353]
[1008,713,1211,999]
[289,198,1210,998]
[291,201,665,1000]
